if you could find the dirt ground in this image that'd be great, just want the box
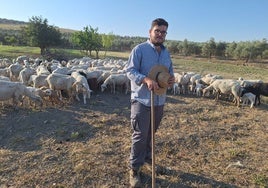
[0,90,267,188]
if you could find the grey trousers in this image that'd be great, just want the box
[129,100,164,170]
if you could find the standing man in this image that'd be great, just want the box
[126,18,175,187]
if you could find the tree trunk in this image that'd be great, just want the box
[40,47,45,55]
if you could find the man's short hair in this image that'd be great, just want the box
[151,18,168,28]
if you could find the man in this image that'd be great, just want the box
[126,18,175,187]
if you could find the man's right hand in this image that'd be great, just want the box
[142,77,159,91]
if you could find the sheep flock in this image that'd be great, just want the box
[0,55,267,110]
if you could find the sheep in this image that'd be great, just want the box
[202,79,242,107]
[32,74,49,88]
[46,73,77,102]
[0,58,12,67]
[0,75,11,81]
[0,67,10,77]
[180,72,196,94]
[189,74,202,93]
[52,67,71,75]
[16,55,29,64]
[0,80,43,109]
[26,86,52,107]
[194,81,205,97]
[36,64,51,75]
[101,74,130,94]
[201,74,223,85]
[240,92,256,108]
[172,82,182,95]
[238,78,263,87]
[18,66,36,85]
[71,71,93,104]
[242,82,268,105]
[8,63,23,81]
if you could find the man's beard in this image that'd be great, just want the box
[153,42,162,46]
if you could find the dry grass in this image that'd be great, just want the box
[0,91,267,187]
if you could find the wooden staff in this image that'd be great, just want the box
[151,90,156,188]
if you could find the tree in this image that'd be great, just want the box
[215,41,227,58]
[72,25,102,58]
[4,35,17,46]
[225,42,237,59]
[102,32,115,57]
[202,37,216,59]
[22,16,62,55]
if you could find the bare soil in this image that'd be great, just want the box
[0,91,267,188]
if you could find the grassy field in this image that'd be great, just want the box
[0,45,267,99]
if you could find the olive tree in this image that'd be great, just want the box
[102,32,114,57]
[202,37,216,59]
[72,25,102,58]
[22,16,62,55]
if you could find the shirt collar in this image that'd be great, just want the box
[146,39,165,50]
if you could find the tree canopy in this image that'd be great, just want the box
[21,16,62,55]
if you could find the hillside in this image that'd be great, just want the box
[0,18,76,33]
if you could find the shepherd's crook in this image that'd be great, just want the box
[151,90,156,188]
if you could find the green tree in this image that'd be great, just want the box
[202,37,216,59]
[4,35,17,46]
[215,41,227,58]
[182,39,190,56]
[225,42,237,59]
[102,32,115,57]
[21,16,62,55]
[72,25,102,58]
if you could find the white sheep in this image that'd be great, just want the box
[26,86,52,107]
[202,79,242,107]
[32,74,49,88]
[241,92,256,108]
[46,73,77,102]
[0,67,10,77]
[101,74,130,94]
[8,63,23,81]
[71,71,93,104]
[0,75,11,81]
[19,66,36,85]
[194,82,205,97]
[172,82,182,95]
[0,80,43,109]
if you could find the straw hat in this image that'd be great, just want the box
[148,65,171,95]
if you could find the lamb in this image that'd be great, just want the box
[0,80,43,109]
[194,81,205,97]
[26,86,52,107]
[172,82,182,95]
[202,79,242,107]
[189,74,202,93]
[71,71,93,104]
[101,74,130,94]
[240,92,256,108]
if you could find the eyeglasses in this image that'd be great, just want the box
[154,29,167,35]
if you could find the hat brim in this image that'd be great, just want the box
[148,65,170,95]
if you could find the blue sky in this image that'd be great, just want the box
[1,0,267,42]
